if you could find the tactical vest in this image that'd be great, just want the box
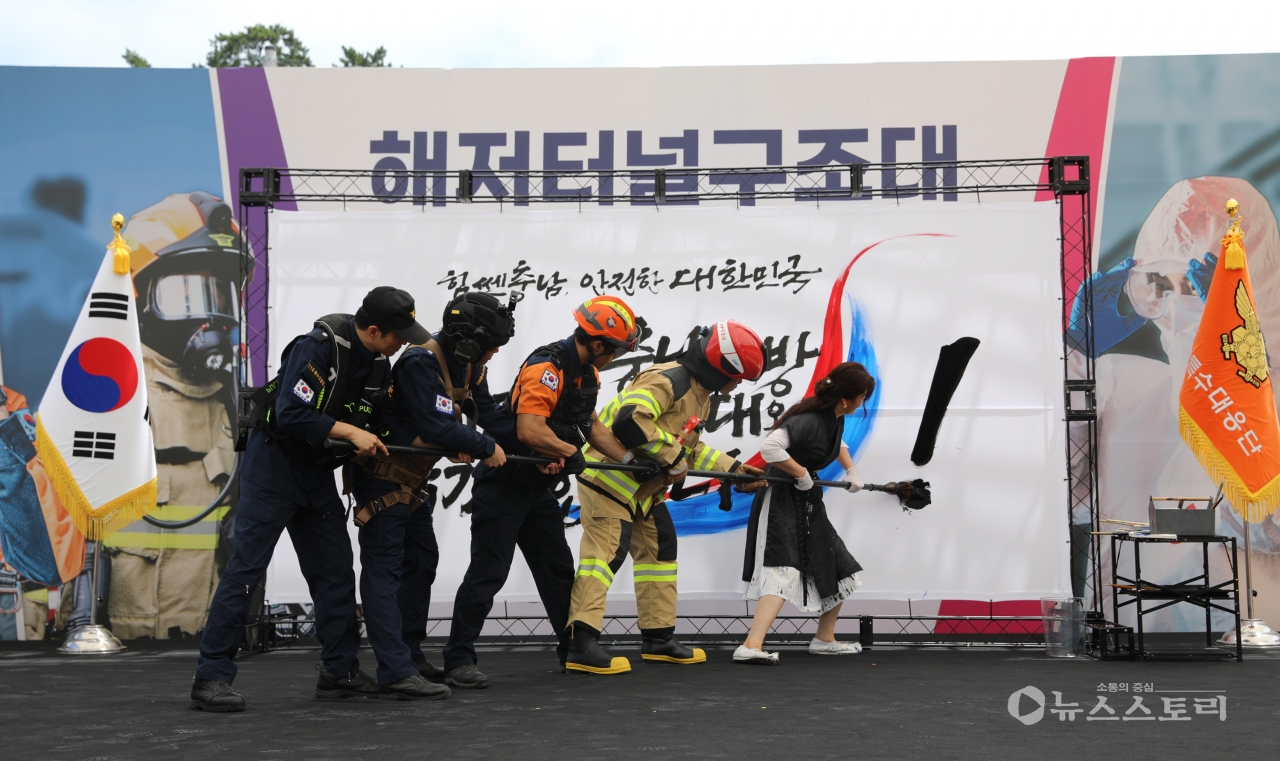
[236,313,388,469]
[496,340,599,487]
[534,340,599,447]
[417,338,480,426]
[349,338,482,525]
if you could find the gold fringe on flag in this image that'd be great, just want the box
[1180,406,1280,523]
[34,414,157,540]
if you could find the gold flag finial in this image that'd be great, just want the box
[108,213,131,274]
[1223,198,1246,270]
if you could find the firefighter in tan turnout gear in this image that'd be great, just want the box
[104,193,247,639]
[566,320,768,674]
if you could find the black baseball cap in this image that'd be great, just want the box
[361,286,430,345]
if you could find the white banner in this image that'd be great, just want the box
[265,201,1070,606]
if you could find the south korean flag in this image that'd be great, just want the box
[34,218,157,540]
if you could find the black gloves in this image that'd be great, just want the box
[629,457,665,484]
[563,449,588,476]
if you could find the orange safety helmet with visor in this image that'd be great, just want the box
[573,296,641,356]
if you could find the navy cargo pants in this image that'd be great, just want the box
[195,478,360,684]
[443,475,575,671]
[356,498,440,685]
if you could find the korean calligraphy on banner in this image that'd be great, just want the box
[266,201,1067,608]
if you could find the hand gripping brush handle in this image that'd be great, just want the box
[323,439,657,474]
[325,441,931,508]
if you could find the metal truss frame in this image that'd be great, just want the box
[236,156,1098,647]
[246,612,1046,654]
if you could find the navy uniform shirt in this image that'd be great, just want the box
[352,335,513,503]
[241,319,386,502]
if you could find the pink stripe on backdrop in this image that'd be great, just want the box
[1034,56,1116,224]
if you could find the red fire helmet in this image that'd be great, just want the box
[705,320,765,380]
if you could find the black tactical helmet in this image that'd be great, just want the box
[440,292,518,363]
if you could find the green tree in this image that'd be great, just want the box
[336,46,390,67]
[122,49,151,68]
[204,24,312,68]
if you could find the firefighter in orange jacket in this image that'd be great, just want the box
[566,321,768,674]
[440,296,640,688]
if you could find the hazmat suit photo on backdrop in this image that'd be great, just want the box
[1093,176,1280,631]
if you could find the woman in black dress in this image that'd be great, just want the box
[735,362,875,664]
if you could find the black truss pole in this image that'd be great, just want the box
[1050,157,1101,614]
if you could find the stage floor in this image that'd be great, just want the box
[1,642,1275,759]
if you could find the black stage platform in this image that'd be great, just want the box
[1,642,1275,760]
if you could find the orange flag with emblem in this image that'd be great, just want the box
[1179,200,1280,522]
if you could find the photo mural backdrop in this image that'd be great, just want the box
[2,53,1278,637]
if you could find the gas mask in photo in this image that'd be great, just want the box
[149,272,239,376]
[140,271,240,379]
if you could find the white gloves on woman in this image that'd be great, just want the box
[793,472,814,491]
[842,464,864,492]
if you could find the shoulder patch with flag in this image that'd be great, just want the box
[34,217,157,540]
[292,378,315,404]
[1178,203,1280,522]
[540,368,560,391]
[435,394,454,414]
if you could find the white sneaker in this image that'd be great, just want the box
[808,638,862,655]
[733,645,780,665]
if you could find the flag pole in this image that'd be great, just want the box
[1226,517,1280,646]
[90,538,101,626]
[1244,523,1255,621]
[58,540,127,654]
[1203,199,1280,648]
[55,212,143,655]
[1228,196,1280,648]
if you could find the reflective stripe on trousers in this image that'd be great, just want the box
[632,562,677,583]
[576,557,616,587]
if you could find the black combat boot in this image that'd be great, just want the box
[378,673,451,701]
[417,661,447,682]
[565,622,631,675]
[315,667,379,699]
[641,627,706,664]
[190,679,246,713]
[443,664,491,689]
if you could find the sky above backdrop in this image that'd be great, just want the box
[5,0,1280,69]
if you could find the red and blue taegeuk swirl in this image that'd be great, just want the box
[60,338,138,413]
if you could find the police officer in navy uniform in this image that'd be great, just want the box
[190,287,427,713]
[349,291,517,700]
[439,295,640,689]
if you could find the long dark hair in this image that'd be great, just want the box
[771,361,876,430]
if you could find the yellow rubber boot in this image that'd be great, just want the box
[565,624,632,675]
[641,632,706,664]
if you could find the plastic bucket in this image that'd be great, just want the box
[1041,597,1085,657]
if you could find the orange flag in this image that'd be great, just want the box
[1179,199,1280,522]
